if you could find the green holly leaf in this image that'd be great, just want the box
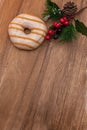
[75,20,87,36]
[59,24,77,42]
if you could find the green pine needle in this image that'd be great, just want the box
[59,24,77,42]
[46,0,53,6]
[43,0,63,21]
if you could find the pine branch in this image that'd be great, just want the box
[46,0,59,8]
[46,0,51,5]
[75,5,87,16]
[43,0,63,21]
[59,24,77,42]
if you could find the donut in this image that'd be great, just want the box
[8,14,47,50]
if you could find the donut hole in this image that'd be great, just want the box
[24,28,31,34]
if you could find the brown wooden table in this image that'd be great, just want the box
[0,0,87,130]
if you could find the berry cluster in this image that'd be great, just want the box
[45,16,69,40]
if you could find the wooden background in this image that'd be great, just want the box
[0,0,87,130]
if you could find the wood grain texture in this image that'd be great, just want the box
[0,0,87,130]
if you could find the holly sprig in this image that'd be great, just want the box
[43,0,87,42]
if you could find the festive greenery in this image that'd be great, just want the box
[43,0,63,21]
[75,20,87,36]
[59,24,77,41]
[43,0,87,42]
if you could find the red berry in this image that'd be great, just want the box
[48,30,54,35]
[60,18,65,23]
[56,23,62,28]
[63,16,68,21]
[64,21,69,26]
[45,35,51,40]
[53,22,58,27]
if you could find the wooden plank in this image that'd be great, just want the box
[0,0,87,130]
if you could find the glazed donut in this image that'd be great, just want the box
[8,14,47,50]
